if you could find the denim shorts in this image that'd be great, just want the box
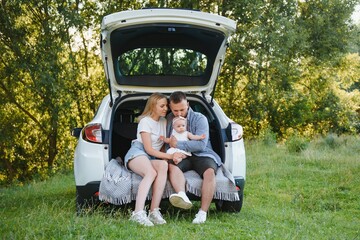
[124,141,156,170]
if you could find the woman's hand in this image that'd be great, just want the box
[172,152,185,164]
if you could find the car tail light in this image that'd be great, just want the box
[83,123,103,143]
[230,122,243,141]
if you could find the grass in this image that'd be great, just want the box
[1,135,359,239]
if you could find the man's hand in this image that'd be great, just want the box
[169,135,178,148]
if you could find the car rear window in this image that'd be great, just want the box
[117,47,207,77]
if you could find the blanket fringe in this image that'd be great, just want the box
[186,183,239,201]
[99,193,134,205]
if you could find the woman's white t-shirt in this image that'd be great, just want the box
[136,116,166,151]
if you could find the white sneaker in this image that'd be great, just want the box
[130,210,154,227]
[192,210,207,224]
[169,191,192,209]
[148,208,166,225]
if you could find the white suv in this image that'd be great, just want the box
[72,9,246,214]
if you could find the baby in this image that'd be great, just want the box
[161,116,205,156]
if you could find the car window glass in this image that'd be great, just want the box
[117,48,207,76]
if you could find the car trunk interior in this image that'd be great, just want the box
[110,96,225,162]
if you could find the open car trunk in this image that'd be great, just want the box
[109,94,225,163]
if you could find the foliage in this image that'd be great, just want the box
[1,136,359,239]
[0,0,359,183]
[0,0,109,183]
[285,134,310,153]
[217,0,360,139]
[258,128,277,146]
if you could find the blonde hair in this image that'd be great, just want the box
[139,93,167,120]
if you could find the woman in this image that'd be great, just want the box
[124,93,184,226]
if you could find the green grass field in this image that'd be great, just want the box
[1,135,359,239]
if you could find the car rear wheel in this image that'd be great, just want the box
[215,193,243,212]
[76,189,99,215]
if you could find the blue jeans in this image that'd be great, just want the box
[124,141,156,170]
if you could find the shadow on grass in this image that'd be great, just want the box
[75,199,203,222]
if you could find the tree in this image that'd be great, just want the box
[0,0,108,183]
[216,0,359,138]
[1,0,359,184]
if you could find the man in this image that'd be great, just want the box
[167,91,221,224]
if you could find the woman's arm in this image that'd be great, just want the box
[141,132,183,161]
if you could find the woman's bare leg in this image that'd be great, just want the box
[128,155,157,212]
[149,160,168,210]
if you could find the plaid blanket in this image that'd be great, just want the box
[99,158,239,205]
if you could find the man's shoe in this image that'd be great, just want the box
[192,210,207,224]
[130,210,154,226]
[169,191,192,209]
[148,208,166,225]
